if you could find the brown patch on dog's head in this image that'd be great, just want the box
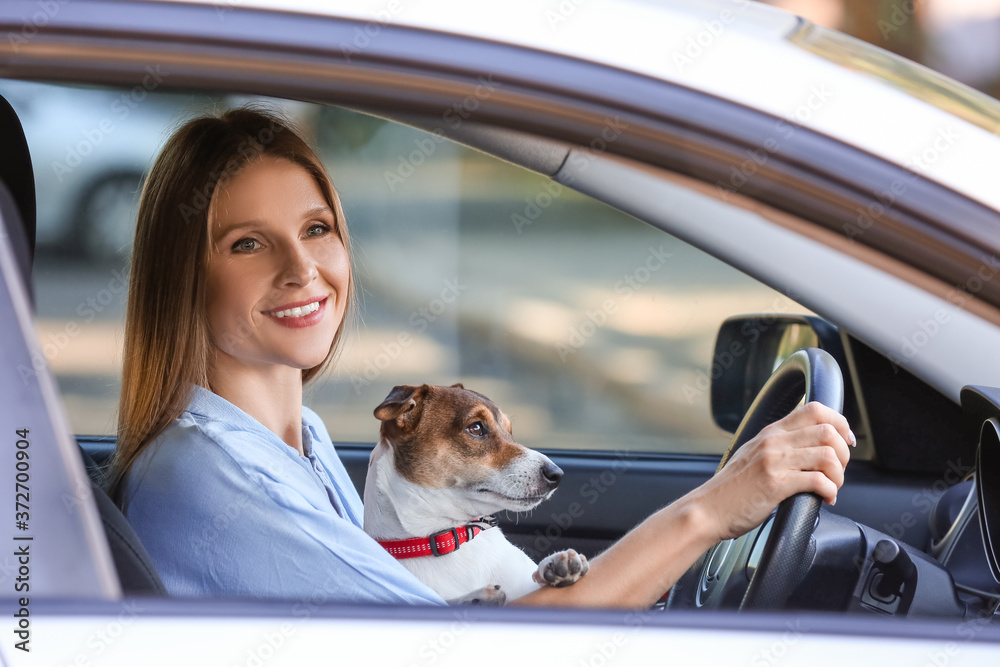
[373,384,429,431]
[373,384,524,488]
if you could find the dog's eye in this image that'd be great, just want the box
[466,422,487,437]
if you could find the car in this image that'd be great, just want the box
[0,79,301,260]
[0,77,188,260]
[1,0,1000,664]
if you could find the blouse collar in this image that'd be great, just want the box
[187,384,318,458]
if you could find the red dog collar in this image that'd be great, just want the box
[378,517,497,559]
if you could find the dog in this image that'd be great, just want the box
[364,383,589,604]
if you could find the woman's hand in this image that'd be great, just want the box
[514,401,855,609]
[692,401,855,544]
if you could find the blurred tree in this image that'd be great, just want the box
[839,0,927,63]
[317,105,387,154]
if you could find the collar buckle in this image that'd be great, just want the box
[429,527,462,557]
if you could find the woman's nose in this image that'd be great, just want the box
[279,244,319,286]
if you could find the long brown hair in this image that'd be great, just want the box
[106,107,354,500]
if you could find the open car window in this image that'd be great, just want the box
[8,80,814,456]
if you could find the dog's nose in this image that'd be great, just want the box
[541,461,563,487]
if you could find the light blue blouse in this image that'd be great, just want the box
[122,385,445,605]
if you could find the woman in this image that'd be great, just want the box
[110,107,853,607]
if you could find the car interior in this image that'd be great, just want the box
[2,78,1000,621]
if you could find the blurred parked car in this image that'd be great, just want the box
[0,79,192,259]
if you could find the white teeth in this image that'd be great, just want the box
[272,301,320,318]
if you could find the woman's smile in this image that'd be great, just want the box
[264,296,328,328]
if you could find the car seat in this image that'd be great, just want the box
[0,89,166,596]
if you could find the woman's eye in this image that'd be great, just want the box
[466,422,486,437]
[307,223,331,237]
[231,238,260,252]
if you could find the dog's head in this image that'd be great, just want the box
[373,383,563,514]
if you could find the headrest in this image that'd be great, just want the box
[0,91,36,284]
[0,181,32,292]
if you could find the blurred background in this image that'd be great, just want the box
[6,0,1000,455]
[769,0,1000,97]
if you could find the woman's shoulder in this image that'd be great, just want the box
[171,385,306,464]
[126,411,248,493]
[124,389,351,513]
[147,409,309,483]
[123,410,307,524]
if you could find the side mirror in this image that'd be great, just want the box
[960,385,1000,583]
[710,315,848,433]
[976,418,1000,583]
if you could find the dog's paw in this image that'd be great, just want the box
[448,585,507,606]
[534,549,589,588]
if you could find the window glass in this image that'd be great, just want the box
[6,80,812,454]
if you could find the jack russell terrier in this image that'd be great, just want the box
[364,383,589,604]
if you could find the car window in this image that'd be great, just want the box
[8,80,813,455]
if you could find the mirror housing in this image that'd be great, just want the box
[976,418,1000,583]
[710,315,848,433]
[960,385,1000,583]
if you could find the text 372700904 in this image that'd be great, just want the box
[13,428,30,653]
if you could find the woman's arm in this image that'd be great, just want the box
[513,402,855,609]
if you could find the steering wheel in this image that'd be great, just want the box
[668,347,844,611]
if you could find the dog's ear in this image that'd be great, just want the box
[374,385,428,429]
[450,382,464,389]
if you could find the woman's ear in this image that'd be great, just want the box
[373,385,428,429]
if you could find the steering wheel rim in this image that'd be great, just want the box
[666,348,843,611]
[725,347,844,610]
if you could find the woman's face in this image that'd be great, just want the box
[204,155,349,377]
